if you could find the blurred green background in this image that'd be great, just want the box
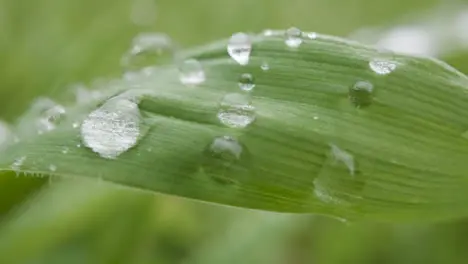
[2,0,468,263]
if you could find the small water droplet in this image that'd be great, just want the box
[72,122,80,129]
[262,29,275,37]
[285,27,303,48]
[77,144,82,148]
[131,0,157,27]
[122,33,174,71]
[238,73,255,91]
[227,32,251,66]
[72,84,101,104]
[260,62,269,71]
[11,156,26,171]
[179,59,205,86]
[349,81,374,107]
[62,147,69,154]
[18,98,67,135]
[49,164,57,172]
[81,97,141,159]
[313,116,319,120]
[307,32,318,39]
[217,93,256,128]
[369,58,397,75]
[201,136,250,185]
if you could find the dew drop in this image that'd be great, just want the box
[80,97,141,159]
[11,156,26,171]
[369,58,397,75]
[349,81,374,107]
[238,73,255,92]
[62,147,69,154]
[260,62,269,71]
[307,32,318,40]
[201,136,250,185]
[217,93,256,128]
[72,122,80,129]
[179,59,205,86]
[122,33,174,71]
[285,27,303,48]
[77,144,82,148]
[17,98,67,135]
[49,164,57,172]
[227,32,252,66]
[330,144,355,176]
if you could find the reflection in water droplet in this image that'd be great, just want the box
[238,73,255,91]
[49,164,57,172]
[313,144,363,205]
[369,59,397,75]
[11,156,26,171]
[349,81,374,107]
[330,144,355,176]
[81,98,141,159]
[227,33,251,65]
[285,27,303,48]
[261,62,269,71]
[122,33,174,71]
[179,59,205,86]
[217,93,256,128]
[201,136,250,185]
[131,0,157,27]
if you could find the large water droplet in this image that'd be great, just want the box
[227,32,251,66]
[131,0,157,27]
[179,59,205,86]
[80,97,141,159]
[238,73,255,91]
[201,136,250,185]
[217,93,255,128]
[122,33,174,71]
[349,81,374,107]
[285,27,303,48]
[369,58,397,75]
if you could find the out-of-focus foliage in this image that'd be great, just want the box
[2,0,468,263]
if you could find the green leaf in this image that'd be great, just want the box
[2,32,468,222]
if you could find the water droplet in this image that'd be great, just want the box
[122,33,174,71]
[131,0,157,27]
[80,97,141,159]
[72,84,102,104]
[238,73,255,91]
[201,136,250,185]
[217,93,255,128]
[17,98,67,136]
[49,164,57,172]
[349,81,374,107]
[313,145,363,205]
[227,32,251,66]
[285,27,303,48]
[330,144,355,176]
[307,32,318,40]
[72,122,80,129]
[369,58,397,75]
[77,144,82,148]
[179,59,205,86]
[313,116,319,120]
[260,62,269,71]
[62,147,69,154]
[11,156,26,171]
